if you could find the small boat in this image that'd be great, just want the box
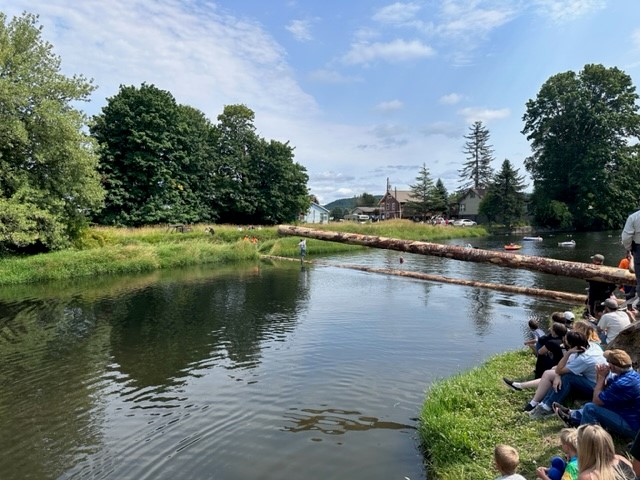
[504,243,522,251]
[558,240,576,247]
[523,236,543,241]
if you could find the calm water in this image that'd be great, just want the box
[0,231,626,479]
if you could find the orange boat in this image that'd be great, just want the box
[504,243,522,251]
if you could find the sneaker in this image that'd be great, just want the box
[522,403,535,412]
[555,406,579,428]
[528,404,553,420]
[503,377,522,391]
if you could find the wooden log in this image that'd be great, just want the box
[277,225,636,286]
[261,255,586,302]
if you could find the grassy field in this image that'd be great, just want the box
[0,221,487,286]
[419,349,630,480]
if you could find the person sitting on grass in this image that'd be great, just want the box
[573,320,602,346]
[494,444,527,480]
[534,322,568,379]
[525,318,547,355]
[597,298,631,346]
[575,424,635,480]
[554,349,640,440]
[536,428,579,480]
[503,331,605,416]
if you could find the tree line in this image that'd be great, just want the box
[0,12,309,252]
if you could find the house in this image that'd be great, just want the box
[456,188,486,222]
[379,189,414,220]
[300,203,330,224]
[350,206,380,220]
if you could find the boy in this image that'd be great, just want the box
[535,428,578,479]
[494,444,526,479]
[524,318,546,354]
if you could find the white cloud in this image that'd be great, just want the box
[373,2,422,25]
[458,107,510,123]
[532,0,606,23]
[374,100,404,113]
[342,39,435,65]
[286,19,313,42]
[308,69,361,83]
[421,121,463,138]
[440,93,463,105]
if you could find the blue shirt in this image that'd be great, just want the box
[599,369,640,431]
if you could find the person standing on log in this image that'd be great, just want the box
[622,207,640,303]
[585,254,616,318]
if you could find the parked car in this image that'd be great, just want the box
[453,219,477,227]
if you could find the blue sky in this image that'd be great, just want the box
[5,1,640,204]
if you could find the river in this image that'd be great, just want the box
[0,231,627,479]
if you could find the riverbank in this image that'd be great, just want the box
[419,349,629,480]
[0,221,486,285]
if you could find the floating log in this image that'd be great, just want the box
[278,225,636,286]
[264,255,586,303]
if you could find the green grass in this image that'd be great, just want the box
[0,221,488,285]
[419,350,631,480]
[420,350,565,479]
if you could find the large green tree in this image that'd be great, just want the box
[0,12,104,251]
[523,64,640,229]
[431,179,449,217]
[406,164,435,220]
[479,159,526,226]
[459,121,494,190]
[91,83,212,226]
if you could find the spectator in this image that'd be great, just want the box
[585,254,616,318]
[575,425,635,479]
[597,298,631,345]
[536,428,578,480]
[494,444,527,480]
[621,203,640,303]
[554,349,640,440]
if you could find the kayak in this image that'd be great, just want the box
[523,236,543,241]
[558,240,576,247]
[504,244,522,251]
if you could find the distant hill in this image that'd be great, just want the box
[324,195,383,211]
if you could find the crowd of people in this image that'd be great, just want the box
[495,244,640,479]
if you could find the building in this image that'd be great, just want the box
[300,203,330,224]
[379,189,414,220]
[456,188,486,222]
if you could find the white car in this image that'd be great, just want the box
[453,219,477,227]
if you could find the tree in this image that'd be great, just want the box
[0,12,104,251]
[406,164,435,220]
[356,192,377,207]
[92,84,210,225]
[431,179,449,217]
[459,121,495,190]
[479,159,527,226]
[330,207,345,220]
[523,64,640,230]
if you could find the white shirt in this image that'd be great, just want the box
[621,209,640,250]
[598,310,631,343]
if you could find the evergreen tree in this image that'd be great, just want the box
[431,179,449,217]
[479,159,526,226]
[356,192,377,207]
[459,121,495,190]
[406,164,435,220]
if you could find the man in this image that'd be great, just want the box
[585,254,616,317]
[597,298,631,345]
[622,205,640,301]
[555,349,640,439]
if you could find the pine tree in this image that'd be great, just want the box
[459,121,494,190]
[431,179,449,216]
[479,159,527,226]
[406,164,435,220]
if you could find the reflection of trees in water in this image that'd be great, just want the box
[466,288,494,335]
[106,264,308,387]
[282,407,414,436]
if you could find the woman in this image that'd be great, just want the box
[576,424,634,480]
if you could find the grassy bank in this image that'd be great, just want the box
[0,221,487,286]
[419,350,630,479]
[419,350,556,479]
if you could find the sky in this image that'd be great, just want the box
[4,1,640,205]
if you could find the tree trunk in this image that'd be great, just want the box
[277,225,636,286]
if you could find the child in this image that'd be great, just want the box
[535,428,578,480]
[524,318,546,354]
[494,444,526,479]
